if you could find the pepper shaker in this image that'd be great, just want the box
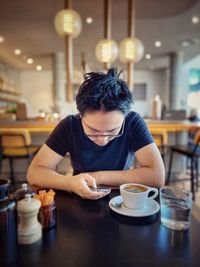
[17,194,42,244]
[14,183,35,201]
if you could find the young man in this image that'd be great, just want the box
[27,68,165,199]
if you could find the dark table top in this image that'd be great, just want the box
[4,190,200,267]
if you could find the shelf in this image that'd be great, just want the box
[0,88,21,96]
[0,97,20,103]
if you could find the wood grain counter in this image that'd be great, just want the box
[0,119,200,133]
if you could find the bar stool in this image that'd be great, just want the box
[167,128,200,200]
[149,128,168,163]
[0,128,40,183]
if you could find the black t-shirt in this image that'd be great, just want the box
[46,111,154,175]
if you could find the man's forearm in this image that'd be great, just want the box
[89,166,165,188]
[27,165,72,191]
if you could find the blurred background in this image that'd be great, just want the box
[0,0,200,120]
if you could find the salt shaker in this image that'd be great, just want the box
[17,194,42,244]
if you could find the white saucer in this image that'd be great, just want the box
[109,195,160,217]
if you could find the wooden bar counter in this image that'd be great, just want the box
[0,119,199,133]
[146,119,200,132]
[0,119,58,133]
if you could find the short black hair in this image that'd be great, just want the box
[76,68,133,116]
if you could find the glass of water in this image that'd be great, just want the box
[160,186,192,230]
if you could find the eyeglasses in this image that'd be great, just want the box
[82,120,125,141]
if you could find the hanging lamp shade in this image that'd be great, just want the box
[119,37,144,63]
[54,9,82,38]
[95,38,118,63]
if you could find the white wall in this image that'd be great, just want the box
[20,70,54,117]
[133,70,167,117]
[20,69,167,118]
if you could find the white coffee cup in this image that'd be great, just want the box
[120,183,158,210]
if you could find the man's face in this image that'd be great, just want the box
[81,110,125,146]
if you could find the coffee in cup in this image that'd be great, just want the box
[120,183,158,210]
[123,184,147,193]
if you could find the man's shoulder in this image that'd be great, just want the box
[126,111,142,123]
[53,114,81,134]
[125,111,148,132]
[60,114,80,125]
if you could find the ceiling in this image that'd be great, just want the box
[0,0,200,73]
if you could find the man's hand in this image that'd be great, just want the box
[67,173,110,200]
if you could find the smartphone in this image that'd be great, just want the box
[90,188,111,193]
